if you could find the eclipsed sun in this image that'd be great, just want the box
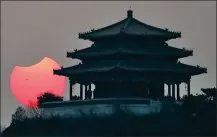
[10,57,66,108]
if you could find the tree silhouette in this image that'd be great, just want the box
[26,101,43,118]
[37,92,63,107]
[181,92,216,136]
[11,107,27,125]
[1,125,6,133]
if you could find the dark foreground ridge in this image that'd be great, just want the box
[1,95,216,136]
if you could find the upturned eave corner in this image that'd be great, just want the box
[195,66,208,75]
[203,67,208,73]
[53,69,59,75]
[189,50,193,56]
[67,51,74,58]
[170,31,181,39]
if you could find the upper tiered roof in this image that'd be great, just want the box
[67,43,193,59]
[78,10,181,41]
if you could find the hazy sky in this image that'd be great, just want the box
[1,1,216,127]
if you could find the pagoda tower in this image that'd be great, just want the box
[54,10,207,101]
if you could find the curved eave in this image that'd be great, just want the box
[66,49,193,59]
[178,63,207,76]
[67,52,192,60]
[78,33,121,41]
[122,30,181,40]
[79,31,181,41]
[189,68,207,76]
[53,66,115,77]
[53,63,207,77]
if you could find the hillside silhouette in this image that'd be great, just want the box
[1,91,216,136]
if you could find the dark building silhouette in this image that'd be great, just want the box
[53,10,207,101]
[201,88,216,101]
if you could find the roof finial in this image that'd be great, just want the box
[127,6,133,18]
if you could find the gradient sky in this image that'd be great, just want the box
[1,1,216,127]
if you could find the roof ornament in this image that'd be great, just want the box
[127,6,133,18]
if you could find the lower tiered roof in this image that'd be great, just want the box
[54,60,207,77]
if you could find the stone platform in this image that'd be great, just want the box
[40,98,162,118]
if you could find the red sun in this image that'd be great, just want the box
[10,57,66,108]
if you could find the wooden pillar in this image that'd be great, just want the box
[80,84,83,100]
[84,85,87,99]
[176,83,180,100]
[93,85,96,99]
[187,80,191,96]
[161,82,164,98]
[69,79,72,100]
[172,84,175,100]
[89,84,92,99]
[86,84,89,99]
[168,84,171,97]
[86,84,91,99]
[87,84,89,91]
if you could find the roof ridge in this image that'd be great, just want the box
[79,18,128,38]
[133,18,168,33]
[133,18,181,35]
[123,17,132,29]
